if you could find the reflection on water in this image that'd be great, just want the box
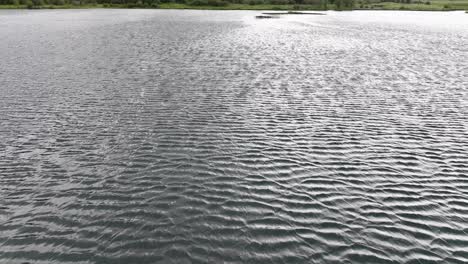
[1,9,468,264]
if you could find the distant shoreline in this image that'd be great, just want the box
[1,2,467,11]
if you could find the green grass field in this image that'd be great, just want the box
[362,0,468,10]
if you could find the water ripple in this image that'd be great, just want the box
[1,9,468,264]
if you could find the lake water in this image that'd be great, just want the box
[1,9,468,264]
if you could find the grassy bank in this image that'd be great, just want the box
[158,3,325,9]
[358,0,468,10]
[1,0,467,10]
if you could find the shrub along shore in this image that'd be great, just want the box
[0,0,467,11]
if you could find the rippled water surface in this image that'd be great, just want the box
[1,9,468,264]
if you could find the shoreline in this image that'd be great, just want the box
[1,3,467,11]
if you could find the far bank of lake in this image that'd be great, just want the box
[1,1,468,11]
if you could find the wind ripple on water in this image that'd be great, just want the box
[0,10,468,264]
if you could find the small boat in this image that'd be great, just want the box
[255,15,280,19]
[262,11,325,15]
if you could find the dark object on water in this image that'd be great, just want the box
[255,15,280,19]
[262,11,325,15]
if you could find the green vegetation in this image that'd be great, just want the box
[355,0,468,10]
[1,0,467,10]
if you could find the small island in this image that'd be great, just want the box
[0,0,467,11]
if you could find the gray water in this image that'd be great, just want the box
[1,9,468,264]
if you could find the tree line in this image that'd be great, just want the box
[0,0,356,9]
